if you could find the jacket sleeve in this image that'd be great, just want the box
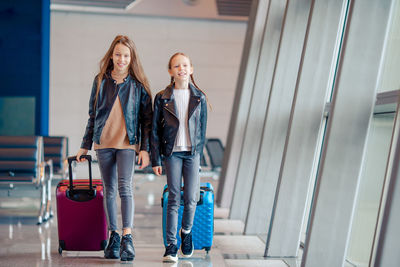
[198,94,208,155]
[138,84,153,152]
[80,78,97,150]
[151,93,163,167]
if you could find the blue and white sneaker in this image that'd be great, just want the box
[163,243,178,262]
[180,230,194,258]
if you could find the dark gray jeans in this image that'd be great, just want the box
[164,151,200,246]
[96,148,136,231]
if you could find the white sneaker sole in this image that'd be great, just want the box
[180,248,193,258]
[179,230,194,258]
[163,255,178,262]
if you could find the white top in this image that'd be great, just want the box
[173,89,192,151]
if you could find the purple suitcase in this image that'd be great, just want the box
[56,155,107,254]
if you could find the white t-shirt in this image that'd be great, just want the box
[173,89,192,151]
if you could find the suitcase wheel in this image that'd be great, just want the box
[101,240,107,250]
[59,240,65,255]
[205,247,211,253]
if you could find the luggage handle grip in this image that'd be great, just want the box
[68,154,92,164]
[67,155,93,190]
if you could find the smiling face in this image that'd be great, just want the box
[111,43,131,73]
[168,54,193,84]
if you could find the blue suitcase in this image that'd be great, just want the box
[161,182,214,252]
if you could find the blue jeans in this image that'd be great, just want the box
[96,148,136,231]
[164,151,200,245]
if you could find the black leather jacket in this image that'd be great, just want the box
[81,73,153,151]
[151,83,207,167]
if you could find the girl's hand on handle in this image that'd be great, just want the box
[76,148,88,162]
[137,150,150,169]
[153,166,162,176]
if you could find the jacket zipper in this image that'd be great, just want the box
[193,110,197,154]
[192,99,201,155]
[164,105,179,155]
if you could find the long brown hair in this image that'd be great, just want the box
[168,52,209,105]
[94,35,151,108]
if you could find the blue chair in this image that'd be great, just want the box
[43,136,68,179]
[205,138,224,172]
[198,138,225,180]
[0,136,53,224]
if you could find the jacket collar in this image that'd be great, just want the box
[161,83,201,100]
[161,83,201,118]
[104,70,132,83]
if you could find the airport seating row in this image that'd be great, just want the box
[0,136,68,224]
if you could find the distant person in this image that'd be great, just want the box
[76,35,153,261]
[151,52,208,262]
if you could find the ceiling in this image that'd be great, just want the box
[50,0,252,21]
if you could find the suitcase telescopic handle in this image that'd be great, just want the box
[67,155,93,190]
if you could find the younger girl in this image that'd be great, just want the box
[151,52,208,262]
[76,35,152,261]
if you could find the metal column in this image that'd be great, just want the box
[262,0,348,257]
[216,0,270,208]
[229,0,288,220]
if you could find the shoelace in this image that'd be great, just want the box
[110,233,119,246]
[182,233,191,246]
[166,244,177,254]
[122,235,132,243]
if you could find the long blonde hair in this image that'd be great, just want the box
[94,35,151,108]
[168,52,209,105]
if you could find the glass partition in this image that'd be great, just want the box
[346,1,400,264]
[346,105,396,266]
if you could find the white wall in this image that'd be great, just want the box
[49,11,247,155]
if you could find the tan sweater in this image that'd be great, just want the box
[94,96,138,151]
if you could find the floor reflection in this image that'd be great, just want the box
[0,174,289,266]
[0,175,223,267]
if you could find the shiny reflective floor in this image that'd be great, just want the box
[0,169,293,267]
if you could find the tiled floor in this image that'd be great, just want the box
[0,168,295,267]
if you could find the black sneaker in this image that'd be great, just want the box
[180,230,194,257]
[104,231,120,259]
[120,234,135,261]
[163,244,178,262]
